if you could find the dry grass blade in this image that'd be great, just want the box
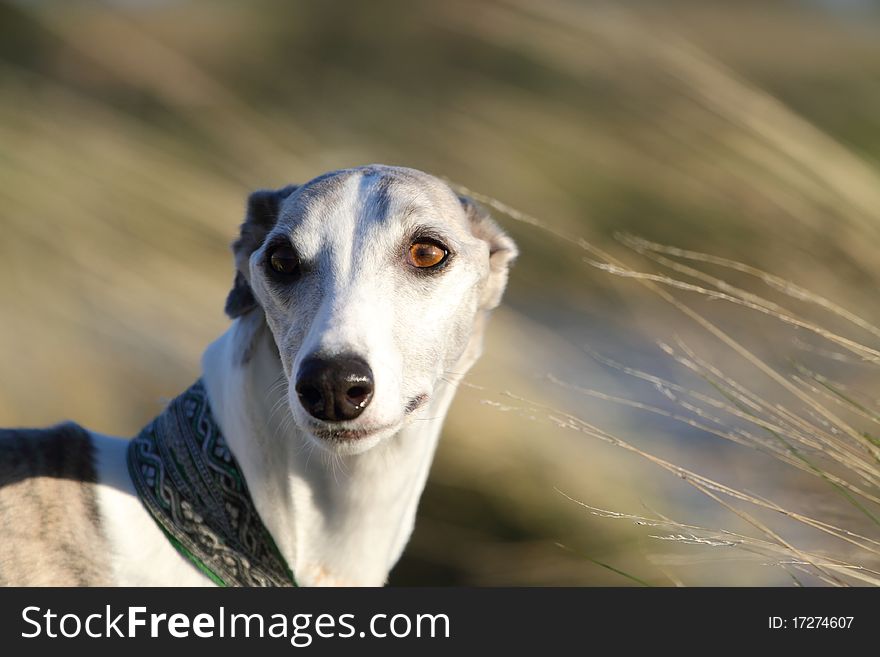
[491,387,877,584]
[666,340,880,491]
[792,365,880,429]
[555,494,880,587]
[545,372,880,510]
[586,258,880,364]
[459,184,880,467]
[459,186,880,585]
[619,235,880,343]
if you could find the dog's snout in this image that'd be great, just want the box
[295,355,375,422]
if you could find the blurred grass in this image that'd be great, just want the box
[1,0,879,585]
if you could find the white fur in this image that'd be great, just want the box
[88,165,515,586]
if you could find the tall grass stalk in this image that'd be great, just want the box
[465,188,880,586]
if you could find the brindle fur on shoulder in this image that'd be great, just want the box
[0,424,110,585]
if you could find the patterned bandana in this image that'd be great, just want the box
[127,380,296,587]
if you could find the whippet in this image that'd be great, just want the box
[0,165,517,586]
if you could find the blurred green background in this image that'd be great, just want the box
[2,0,880,585]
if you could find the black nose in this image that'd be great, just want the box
[295,355,375,422]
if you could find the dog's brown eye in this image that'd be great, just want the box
[408,242,447,269]
[269,245,300,275]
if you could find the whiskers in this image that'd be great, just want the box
[266,373,305,460]
[324,447,349,483]
[439,367,475,388]
[408,415,443,423]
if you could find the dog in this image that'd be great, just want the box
[0,164,517,586]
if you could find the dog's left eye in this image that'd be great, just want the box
[407,241,448,269]
[268,245,300,276]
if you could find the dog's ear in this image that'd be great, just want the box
[460,196,518,310]
[225,185,298,318]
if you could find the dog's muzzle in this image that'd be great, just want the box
[295,354,375,422]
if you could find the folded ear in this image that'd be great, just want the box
[460,196,518,310]
[225,185,298,318]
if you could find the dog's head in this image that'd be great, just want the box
[225,165,517,454]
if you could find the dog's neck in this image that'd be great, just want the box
[200,312,482,586]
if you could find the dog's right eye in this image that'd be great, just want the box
[268,245,300,277]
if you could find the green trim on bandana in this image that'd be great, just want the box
[127,380,296,587]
